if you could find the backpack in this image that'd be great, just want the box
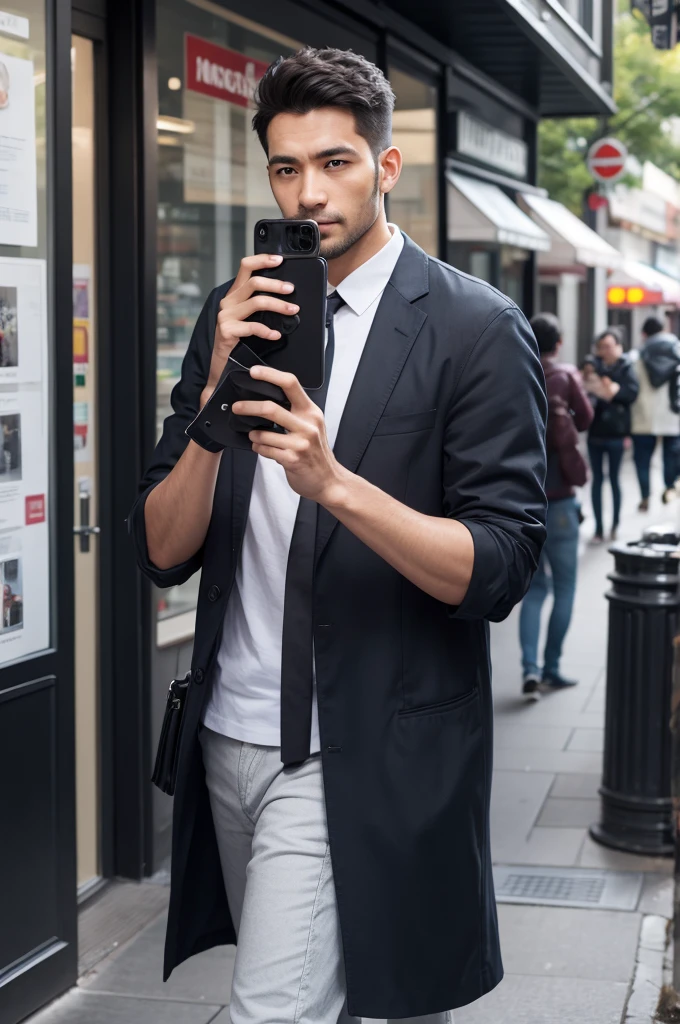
[545,374,588,489]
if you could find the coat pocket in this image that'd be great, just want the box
[397,686,478,719]
[373,408,437,436]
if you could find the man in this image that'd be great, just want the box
[519,313,592,702]
[129,47,547,1022]
[630,315,680,509]
[582,327,638,543]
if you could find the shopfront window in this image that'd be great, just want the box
[0,2,50,665]
[389,66,439,257]
[155,0,300,635]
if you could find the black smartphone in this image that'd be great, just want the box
[231,220,327,390]
[253,218,320,257]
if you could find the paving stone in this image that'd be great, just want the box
[638,874,674,917]
[489,772,554,860]
[452,975,628,1024]
[495,903,641,981]
[536,798,599,829]
[578,836,673,875]
[493,748,603,774]
[25,990,221,1024]
[566,728,604,753]
[493,724,574,750]
[208,1012,231,1024]
[82,912,235,1004]
[550,773,601,800]
[496,827,586,867]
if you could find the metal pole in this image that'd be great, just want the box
[672,633,680,991]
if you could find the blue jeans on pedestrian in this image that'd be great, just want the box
[633,434,680,497]
[588,437,624,537]
[519,496,580,679]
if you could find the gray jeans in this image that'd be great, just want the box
[200,726,453,1024]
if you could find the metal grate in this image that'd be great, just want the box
[493,865,644,911]
[497,872,605,904]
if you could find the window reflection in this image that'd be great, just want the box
[389,66,439,257]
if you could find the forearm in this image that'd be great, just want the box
[145,430,222,571]
[322,467,474,605]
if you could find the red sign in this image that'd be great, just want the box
[587,137,628,183]
[25,494,46,526]
[185,35,269,108]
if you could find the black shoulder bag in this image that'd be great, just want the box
[151,671,191,796]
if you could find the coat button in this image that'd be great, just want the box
[208,585,221,602]
[194,668,204,684]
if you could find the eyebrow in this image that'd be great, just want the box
[268,146,360,166]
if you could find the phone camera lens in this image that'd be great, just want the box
[258,225,268,239]
[300,236,312,251]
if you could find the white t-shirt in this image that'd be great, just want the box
[202,225,405,747]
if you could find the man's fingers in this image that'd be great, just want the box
[245,276,296,297]
[249,365,311,411]
[233,253,282,289]
[250,443,298,467]
[231,400,300,432]
[248,429,311,452]
[217,320,281,343]
[235,294,300,319]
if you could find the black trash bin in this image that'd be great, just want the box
[590,531,680,857]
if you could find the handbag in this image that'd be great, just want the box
[151,671,191,796]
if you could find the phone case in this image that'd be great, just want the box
[234,256,328,391]
[253,218,320,257]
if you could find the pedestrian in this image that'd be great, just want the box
[129,48,547,1023]
[630,315,680,510]
[582,327,639,543]
[520,313,593,702]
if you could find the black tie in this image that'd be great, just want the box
[280,291,346,765]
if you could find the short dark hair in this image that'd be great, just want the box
[530,312,562,355]
[595,326,624,347]
[642,316,664,337]
[252,48,395,157]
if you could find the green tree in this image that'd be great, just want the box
[538,3,680,213]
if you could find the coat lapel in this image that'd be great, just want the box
[315,234,430,563]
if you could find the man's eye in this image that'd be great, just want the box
[276,167,296,176]
[327,160,346,168]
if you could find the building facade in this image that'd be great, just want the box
[2,0,615,1020]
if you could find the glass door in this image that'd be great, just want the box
[72,33,101,895]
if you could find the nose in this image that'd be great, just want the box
[297,168,327,213]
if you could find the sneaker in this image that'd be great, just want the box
[638,498,649,512]
[610,526,618,542]
[662,487,676,505]
[522,675,541,702]
[543,672,578,690]
[590,533,605,545]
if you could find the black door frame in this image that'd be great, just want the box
[1,0,78,1019]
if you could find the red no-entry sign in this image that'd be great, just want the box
[587,137,628,183]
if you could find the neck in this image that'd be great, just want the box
[327,208,392,287]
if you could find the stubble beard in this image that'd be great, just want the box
[304,168,382,262]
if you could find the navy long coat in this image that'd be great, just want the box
[129,234,547,1018]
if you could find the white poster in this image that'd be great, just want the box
[0,256,46,382]
[0,52,37,247]
[0,256,48,665]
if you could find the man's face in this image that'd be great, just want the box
[266,107,385,260]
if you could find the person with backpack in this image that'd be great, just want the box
[520,313,593,701]
[630,316,680,510]
[582,327,639,544]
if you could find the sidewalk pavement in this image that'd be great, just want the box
[29,451,678,1024]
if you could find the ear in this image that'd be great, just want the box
[378,145,402,195]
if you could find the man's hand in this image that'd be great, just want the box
[231,365,347,505]
[201,254,300,408]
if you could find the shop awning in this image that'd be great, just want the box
[518,193,622,270]
[447,172,551,252]
[607,260,680,306]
